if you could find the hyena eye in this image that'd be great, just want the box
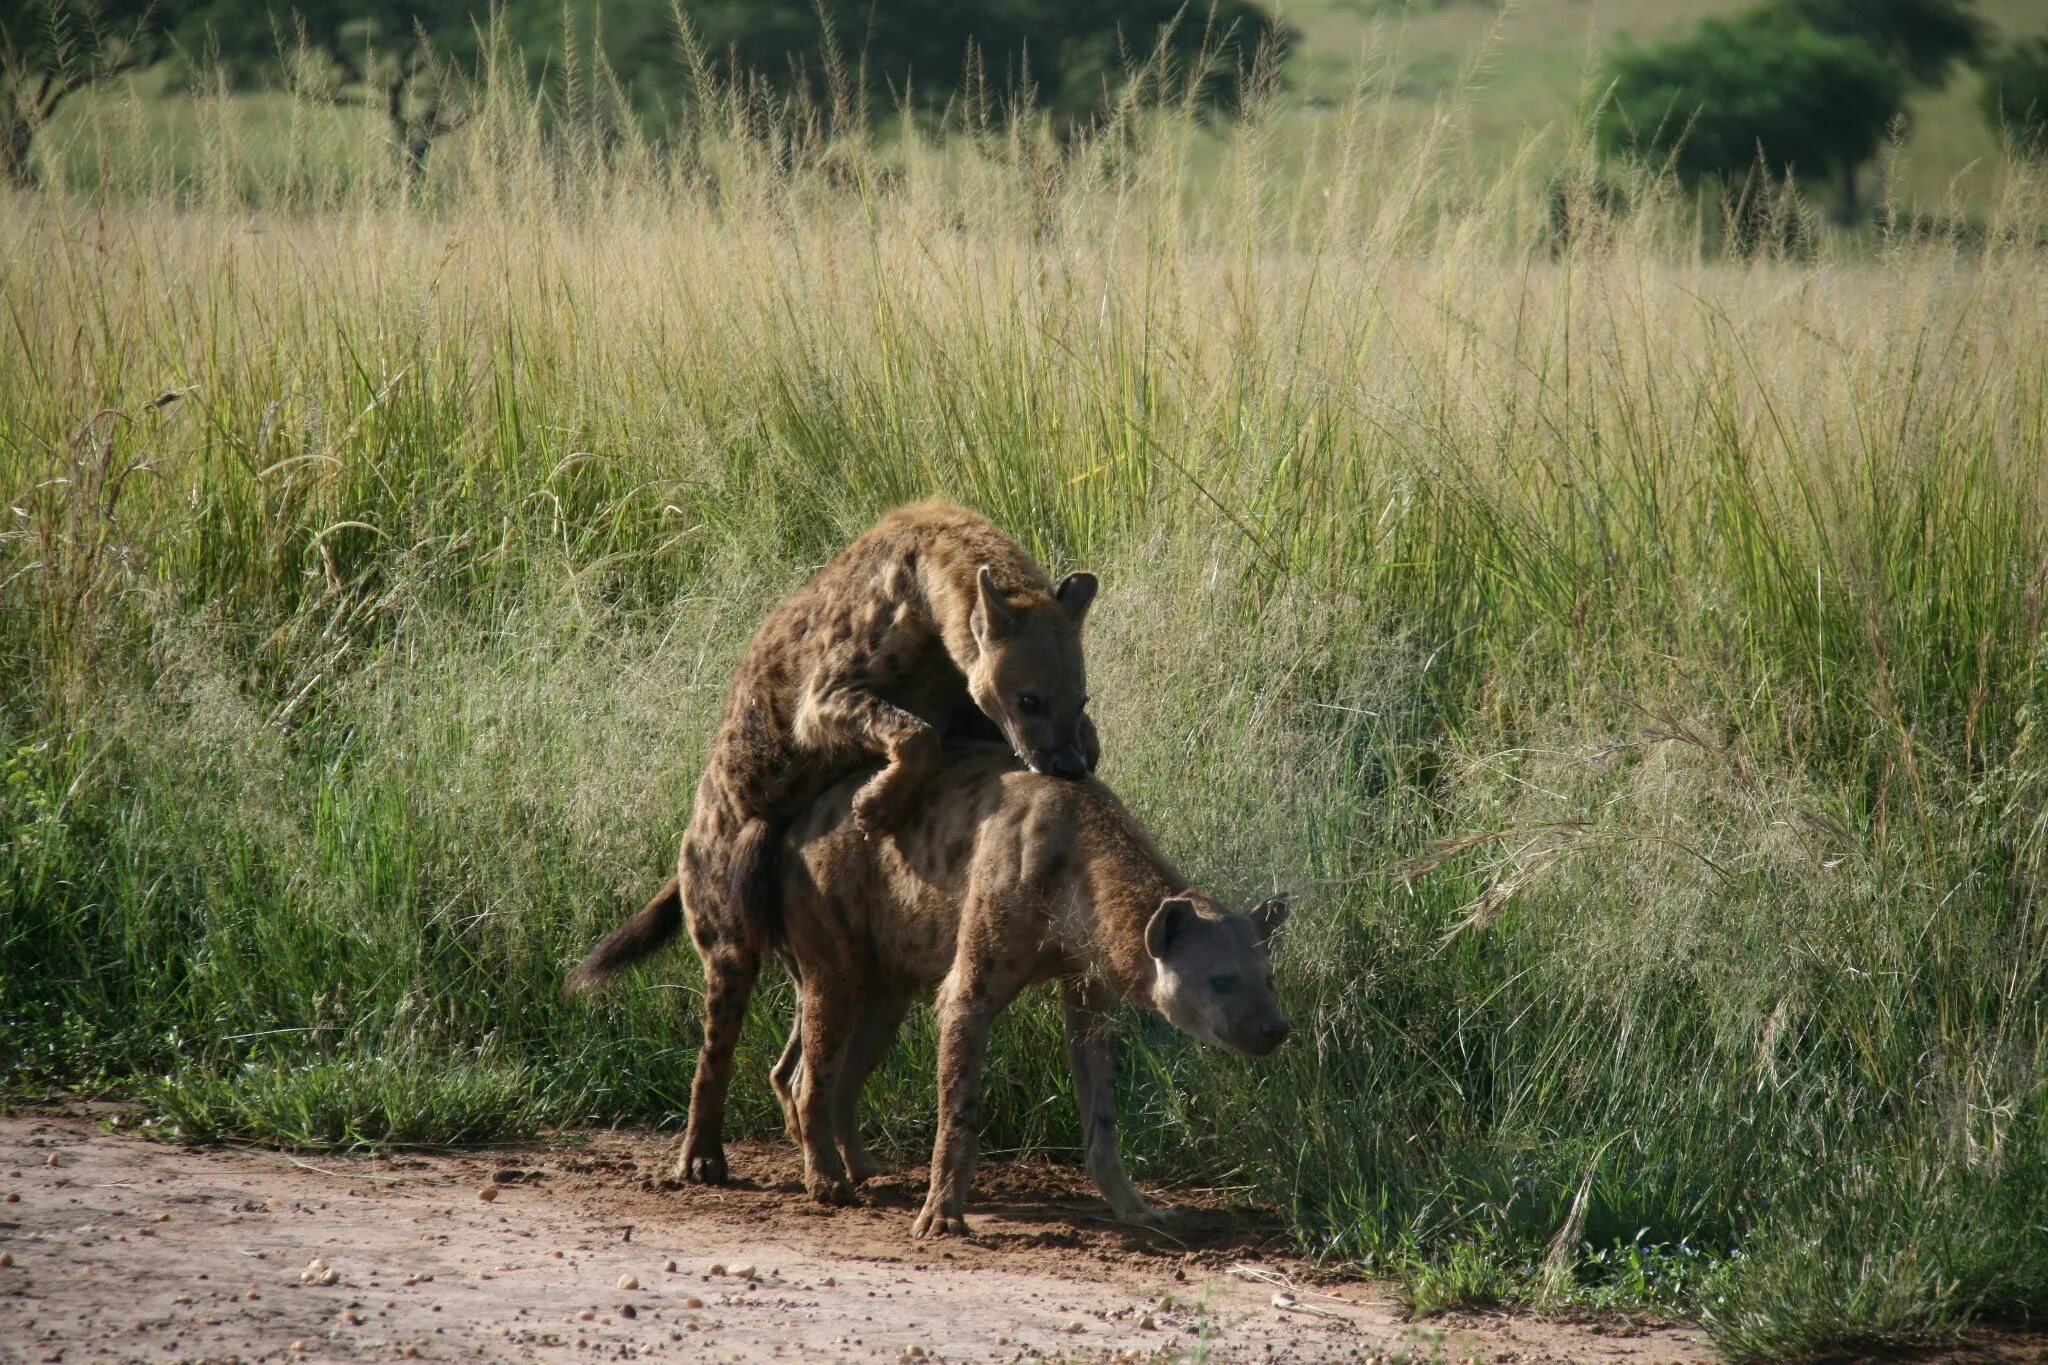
[1209,974,1240,995]
[1016,693,1045,715]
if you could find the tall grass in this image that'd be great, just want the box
[6,42,2048,1361]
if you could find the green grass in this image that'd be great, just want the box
[7,44,2048,1363]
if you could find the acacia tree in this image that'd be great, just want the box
[1602,10,1901,221]
[175,0,477,184]
[1981,37,2048,158]
[1,0,169,188]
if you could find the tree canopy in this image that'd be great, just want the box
[1777,0,1984,89]
[680,0,1289,131]
[1601,9,1901,211]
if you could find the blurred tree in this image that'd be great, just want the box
[1981,37,2048,158]
[1777,0,1984,89]
[681,0,1290,135]
[174,0,482,183]
[1,0,170,187]
[1601,10,1901,221]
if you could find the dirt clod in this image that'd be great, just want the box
[476,1185,498,1203]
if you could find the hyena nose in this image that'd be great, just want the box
[1044,746,1090,779]
[1260,1018,1292,1048]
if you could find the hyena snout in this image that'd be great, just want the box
[1248,1014,1292,1055]
[1035,739,1090,779]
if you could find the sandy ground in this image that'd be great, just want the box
[0,1111,1720,1365]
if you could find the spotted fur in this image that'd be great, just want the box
[566,501,1099,1187]
[770,744,1291,1237]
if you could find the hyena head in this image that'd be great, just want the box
[967,564,1097,779]
[1144,893,1292,1057]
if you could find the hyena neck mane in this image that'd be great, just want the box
[1070,790,1190,1008]
[913,517,1060,664]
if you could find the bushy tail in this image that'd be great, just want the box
[726,816,785,952]
[564,874,683,999]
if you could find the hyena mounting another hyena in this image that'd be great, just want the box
[567,501,1100,1186]
[772,743,1289,1237]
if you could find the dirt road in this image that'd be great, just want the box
[0,1113,1710,1364]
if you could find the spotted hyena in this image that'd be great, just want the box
[772,743,1291,1238]
[566,501,1101,1187]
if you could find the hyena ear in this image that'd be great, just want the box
[1250,896,1291,946]
[972,564,1018,644]
[1054,571,1098,625]
[1145,896,1198,960]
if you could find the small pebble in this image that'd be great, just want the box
[621,1304,638,1319]
[901,1347,926,1360]
[1139,1313,1157,1330]
[683,1296,704,1309]
[289,1340,307,1353]
[664,1260,677,1273]
[476,1185,498,1203]
[708,1262,726,1277]
[45,1153,59,1167]
[617,1273,639,1291]
[0,1252,13,1267]
[151,1212,169,1223]
[578,1310,596,1322]
[1062,1320,1085,1334]
[341,1309,362,1325]
[821,1276,835,1287]
[5,1192,18,1203]
[730,1263,757,1280]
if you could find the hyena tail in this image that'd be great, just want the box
[563,874,683,999]
[725,816,786,953]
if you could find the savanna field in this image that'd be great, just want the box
[7,9,2048,1360]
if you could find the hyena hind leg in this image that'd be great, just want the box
[833,991,912,1183]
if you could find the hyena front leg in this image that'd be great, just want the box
[1062,981,1164,1229]
[796,679,941,834]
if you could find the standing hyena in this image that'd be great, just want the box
[566,501,1100,1185]
[773,743,1291,1237]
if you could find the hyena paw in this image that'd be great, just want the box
[850,774,912,835]
[1114,1202,1171,1232]
[678,1149,728,1186]
[910,1205,973,1239]
[806,1172,857,1207]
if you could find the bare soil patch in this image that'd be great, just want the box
[0,1111,1715,1363]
